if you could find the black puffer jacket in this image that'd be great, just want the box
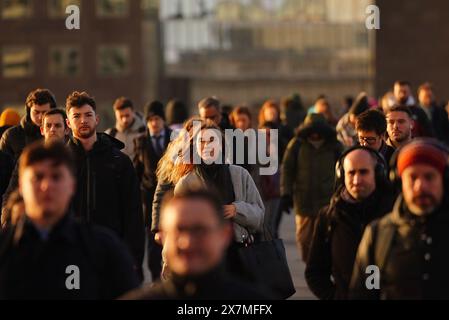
[0,116,42,162]
[305,187,395,300]
[350,196,449,300]
[67,133,144,269]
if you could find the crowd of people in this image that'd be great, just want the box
[0,79,448,300]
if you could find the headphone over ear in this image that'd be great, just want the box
[388,138,449,188]
[335,145,388,189]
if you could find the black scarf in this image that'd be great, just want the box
[196,164,235,205]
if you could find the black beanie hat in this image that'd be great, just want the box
[144,100,165,121]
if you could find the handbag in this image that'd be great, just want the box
[237,229,296,299]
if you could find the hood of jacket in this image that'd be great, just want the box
[296,113,336,141]
[20,115,41,138]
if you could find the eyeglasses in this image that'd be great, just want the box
[358,136,379,145]
[170,225,222,240]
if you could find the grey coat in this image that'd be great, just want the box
[174,164,265,243]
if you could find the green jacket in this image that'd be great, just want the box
[281,136,343,217]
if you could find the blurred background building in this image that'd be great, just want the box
[5,0,446,127]
[0,0,161,128]
[160,0,374,115]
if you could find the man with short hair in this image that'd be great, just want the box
[356,109,395,165]
[134,100,172,281]
[392,81,433,138]
[105,97,145,160]
[198,96,233,130]
[306,147,394,300]
[0,141,139,299]
[350,139,449,299]
[121,190,266,300]
[386,105,414,149]
[417,82,449,145]
[65,91,144,277]
[0,88,57,162]
[2,109,70,215]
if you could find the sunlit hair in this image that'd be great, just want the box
[258,99,280,126]
[230,105,252,128]
[156,117,226,185]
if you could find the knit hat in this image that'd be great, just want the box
[397,141,448,176]
[0,108,21,127]
[144,100,165,121]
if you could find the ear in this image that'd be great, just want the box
[66,118,72,129]
[40,126,44,136]
[95,114,100,126]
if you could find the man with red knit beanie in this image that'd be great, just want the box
[350,138,449,300]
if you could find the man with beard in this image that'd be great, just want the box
[386,105,413,150]
[105,97,145,160]
[305,146,395,299]
[392,81,432,138]
[65,91,144,279]
[350,139,449,299]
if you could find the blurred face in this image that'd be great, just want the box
[41,114,68,142]
[344,150,377,201]
[196,129,221,163]
[160,199,231,276]
[20,160,75,227]
[200,106,221,125]
[386,111,412,145]
[30,103,51,127]
[394,84,411,105]
[147,115,164,136]
[402,164,444,216]
[234,114,251,131]
[115,107,135,130]
[315,99,329,114]
[67,104,98,139]
[358,130,383,151]
[418,88,434,107]
[263,106,278,123]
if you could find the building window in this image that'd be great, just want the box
[1,0,32,19]
[48,0,81,18]
[49,46,81,76]
[1,46,33,78]
[96,0,128,18]
[97,45,129,76]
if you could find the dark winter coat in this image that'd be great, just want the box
[350,196,449,300]
[305,187,395,299]
[0,214,139,299]
[0,116,42,162]
[281,114,343,217]
[67,133,144,269]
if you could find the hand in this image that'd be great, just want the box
[280,195,293,214]
[154,232,162,245]
[223,204,237,219]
